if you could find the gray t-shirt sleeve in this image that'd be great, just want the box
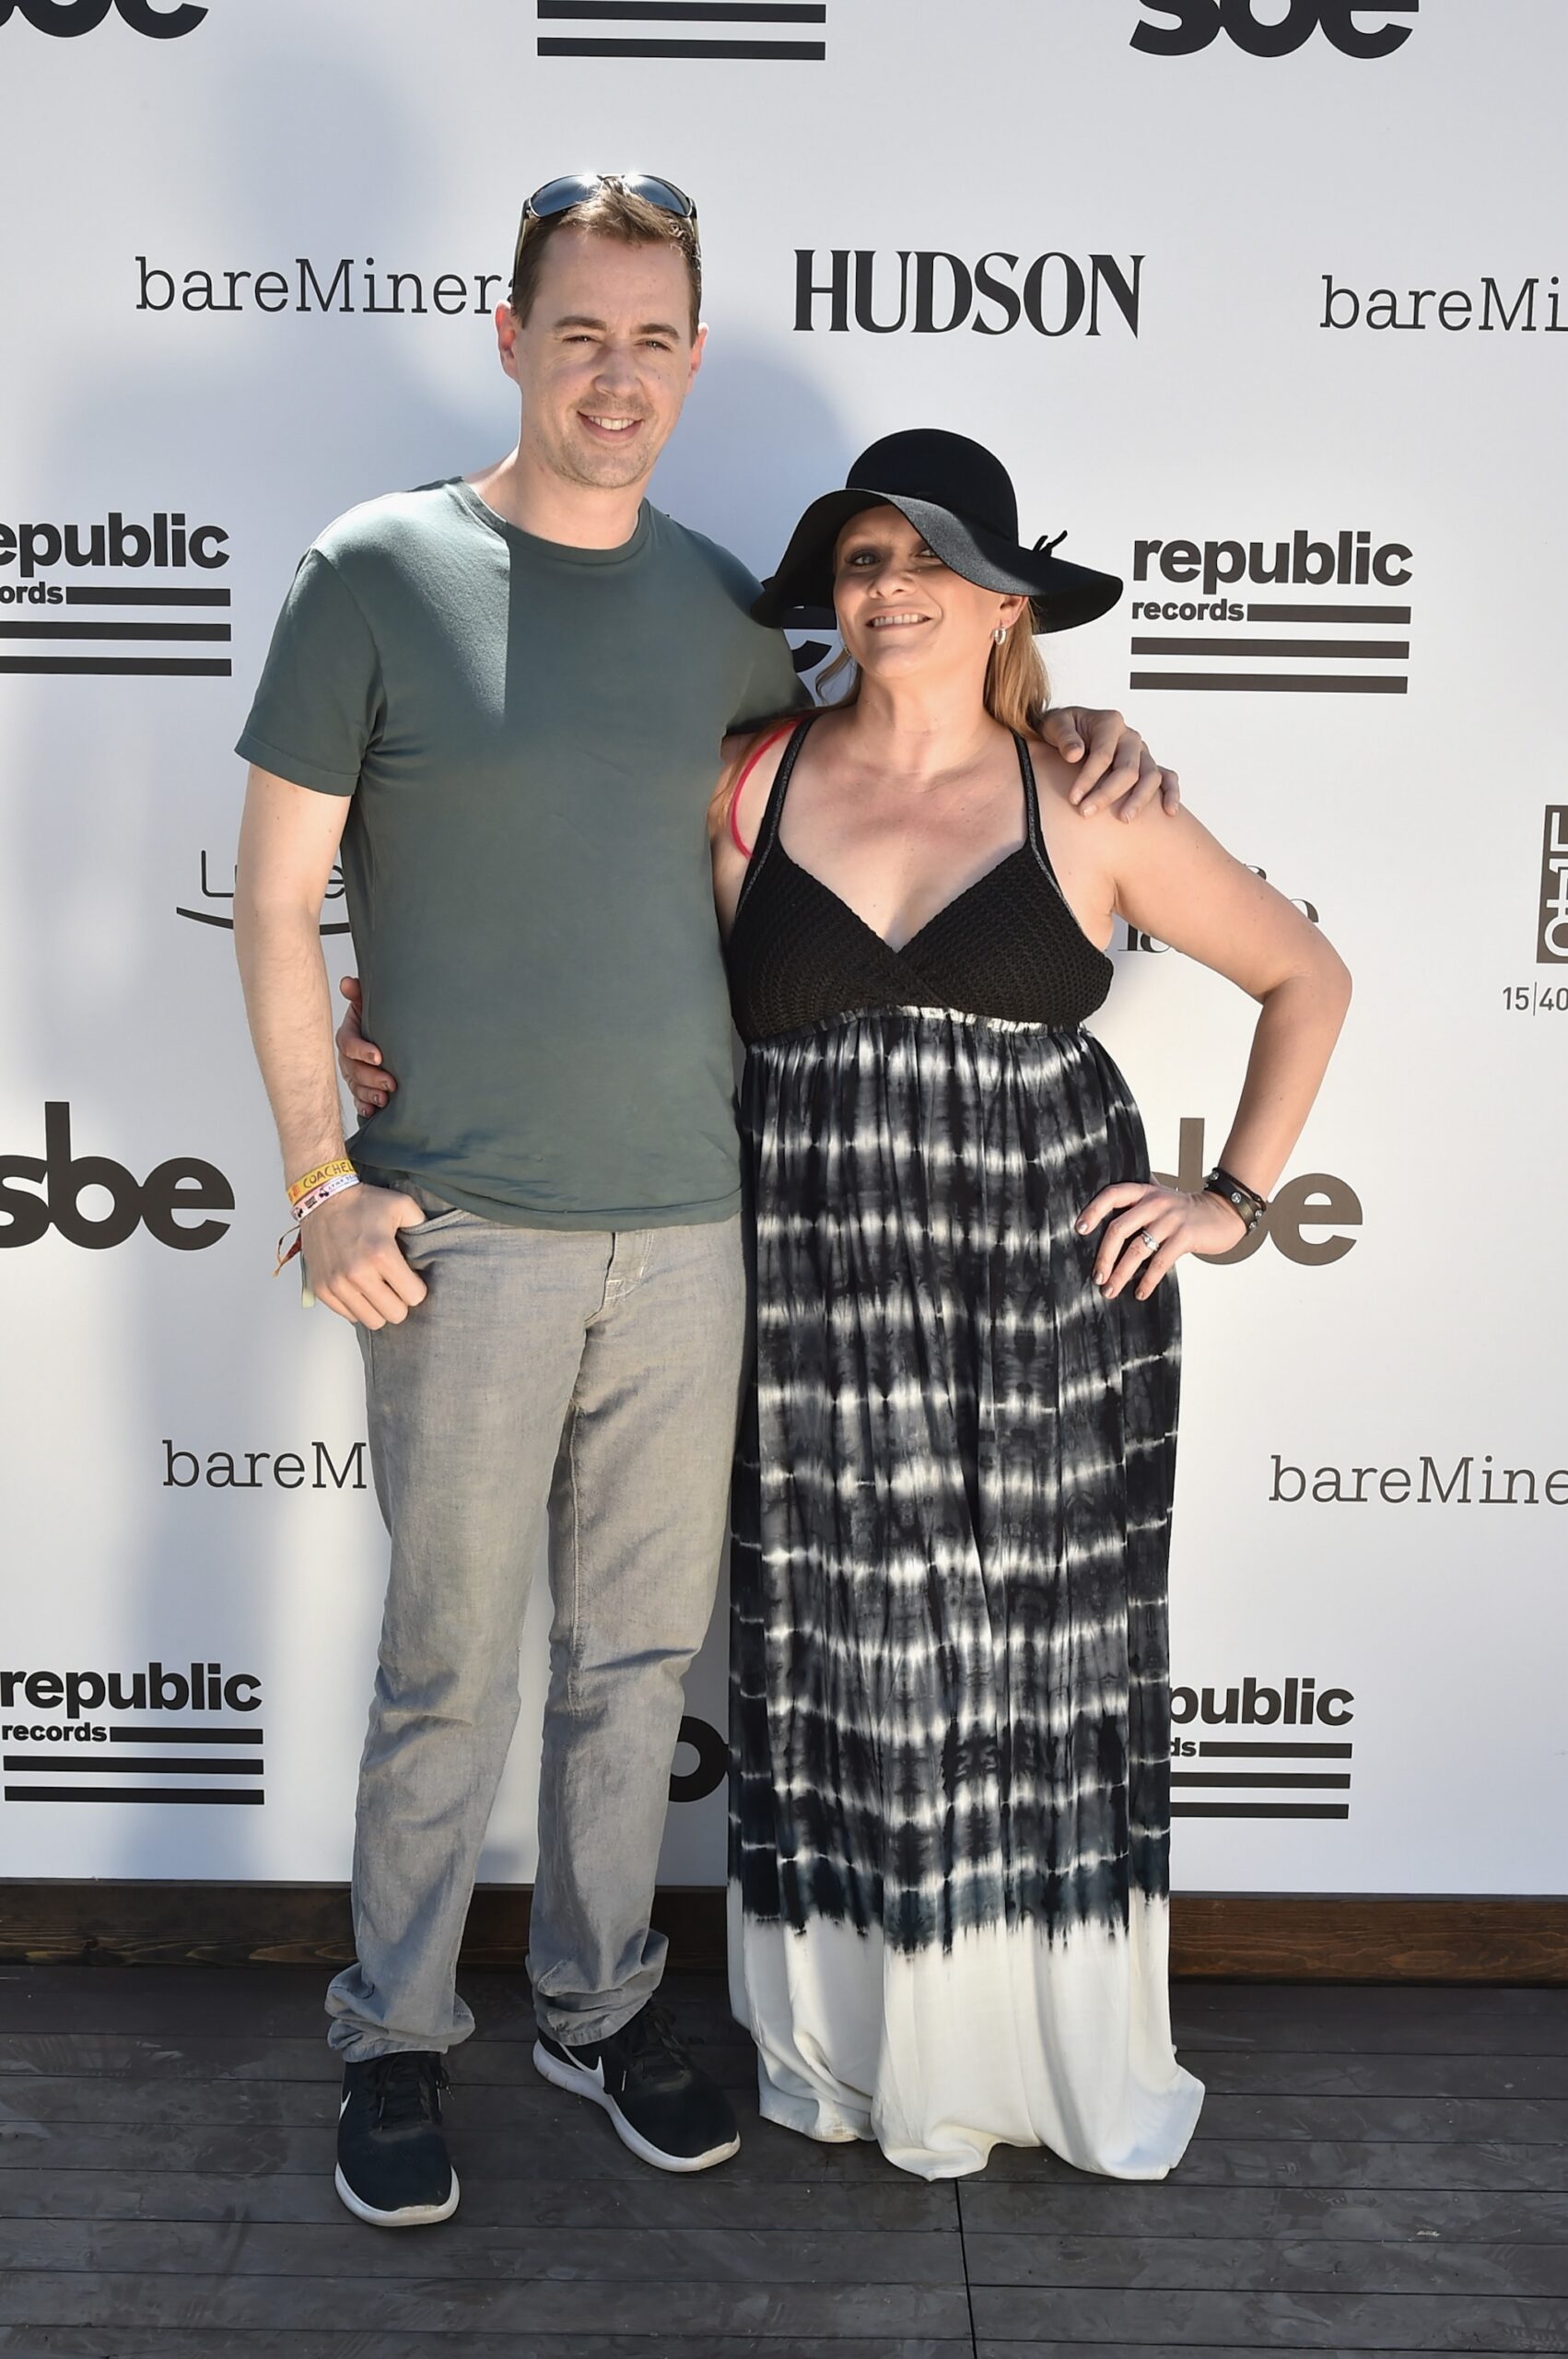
[235,548,385,796]
[726,619,814,735]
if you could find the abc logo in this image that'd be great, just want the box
[0,1104,233,1251]
[1133,1,1417,57]
[0,0,205,36]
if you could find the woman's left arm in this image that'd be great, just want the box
[1080,805,1352,1298]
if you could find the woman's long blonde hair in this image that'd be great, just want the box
[813,608,1051,738]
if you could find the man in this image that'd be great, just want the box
[233,172,1171,2229]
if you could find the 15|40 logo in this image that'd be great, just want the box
[0,0,205,35]
[1133,1,1417,56]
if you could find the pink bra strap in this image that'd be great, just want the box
[728,722,797,861]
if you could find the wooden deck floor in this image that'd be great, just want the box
[0,1965,1564,2356]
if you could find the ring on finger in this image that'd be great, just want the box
[1139,1228,1160,1252]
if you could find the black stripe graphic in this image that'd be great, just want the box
[6,1786,263,1804]
[108,1726,263,1743]
[1130,673,1408,695]
[0,658,230,677]
[1173,1802,1350,1819]
[1173,1771,1351,1790]
[1131,637,1408,661]
[4,1755,262,1776]
[1246,602,1410,623]
[1198,1740,1352,1757]
[540,36,824,53]
[0,623,231,642]
[64,586,231,606]
[540,2,825,16]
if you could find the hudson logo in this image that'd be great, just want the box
[0,1104,233,1251]
[536,1,825,62]
[1538,810,1568,963]
[795,250,1142,339]
[1133,2,1415,57]
[1153,1117,1360,1266]
[1170,1673,1354,1822]
[1,1660,262,1808]
[177,851,349,937]
[0,512,230,680]
[0,0,204,32]
[1129,530,1411,694]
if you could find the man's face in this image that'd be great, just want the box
[501,226,705,493]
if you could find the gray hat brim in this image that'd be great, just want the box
[751,487,1123,635]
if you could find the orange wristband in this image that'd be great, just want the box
[287,1156,355,1207]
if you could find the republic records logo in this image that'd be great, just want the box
[0,511,231,679]
[1170,1673,1355,1821]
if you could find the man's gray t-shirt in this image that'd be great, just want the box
[237,479,808,1227]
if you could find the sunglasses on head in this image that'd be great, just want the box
[517,173,699,257]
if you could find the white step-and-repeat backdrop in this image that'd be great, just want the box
[1,0,1562,1896]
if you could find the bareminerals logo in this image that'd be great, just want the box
[0,511,231,680]
[0,1,205,36]
[1,1660,263,1808]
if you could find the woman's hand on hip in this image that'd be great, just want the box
[1077,1180,1248,1300]
[337,975,396,1119]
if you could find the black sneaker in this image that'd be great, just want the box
[533,2001,740,2173]
[334,2051,460,2226]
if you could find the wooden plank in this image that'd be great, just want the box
[1170,1984,1568,2054]
[0,2118,915,2184]
[5,2033,1560,2099]
[4,2071,763,2124]
[977,2348,1543,2359]
[972,2139,1568,2191]
[1169,1895,1568,1983]
[11,1968,1565,2052]
[6,1884,1565,1981]
[6,2076,1564,2148]
[0,2166,956,2232]
[0,2271,977,2338]
[0,2336,966,2359]
[0,2030,755,2085]
[968,2286,1568,2348]
[959,2182,1568,2240]
[8,2119,1568,2190]
[0,2217,964,2284]
[0,1966,737,2044]
[961,2231,1568,2294]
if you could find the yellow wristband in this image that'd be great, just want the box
[287,1156,356,1207]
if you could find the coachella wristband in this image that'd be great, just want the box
[273,1171,360,1278]
[287,1156,356,1207]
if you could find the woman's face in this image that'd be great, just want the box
[832,506,1024,690]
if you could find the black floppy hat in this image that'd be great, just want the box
[751,428,1123,635]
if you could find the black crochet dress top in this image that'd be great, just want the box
[725,712,1115,1042]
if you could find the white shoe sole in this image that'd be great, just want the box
[333,2160,461,2227]
[532,2038,741,2174]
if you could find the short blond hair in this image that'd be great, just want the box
[509,182,702,341]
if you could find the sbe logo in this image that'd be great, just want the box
[0,1104,233,1251]
[0,0,205,34]
[1132,2,1416,58]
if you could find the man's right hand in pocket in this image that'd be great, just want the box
[302,1182,428,1329]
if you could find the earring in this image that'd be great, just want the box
[993,626,1009,647]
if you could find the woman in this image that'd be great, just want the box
[338,429,1351,2184]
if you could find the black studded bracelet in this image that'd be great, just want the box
[1204,1165,1269,1235]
